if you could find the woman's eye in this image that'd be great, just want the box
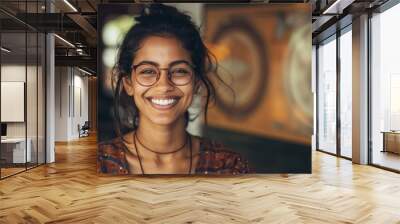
[172,69,190,75]
[140,69,157,75]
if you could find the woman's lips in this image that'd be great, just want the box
[146,96,180,110]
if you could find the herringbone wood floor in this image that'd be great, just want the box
[1,134,400,224]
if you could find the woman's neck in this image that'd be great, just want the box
[135,116,187,154]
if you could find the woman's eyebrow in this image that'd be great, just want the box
[134,60,192,67]
[134,60,159,66]
[168,60,191,66]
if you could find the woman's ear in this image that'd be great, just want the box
[122,75,134,96]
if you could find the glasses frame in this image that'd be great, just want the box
[131,61,196,87]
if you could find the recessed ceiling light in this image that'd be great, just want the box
[54,34,75,48]
[77,67,93,76]
[1,47,11,53]
[63,0,78,12]
[322,0,354,15]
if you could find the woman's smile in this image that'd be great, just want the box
[146,95,181,111]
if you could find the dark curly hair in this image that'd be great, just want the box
[112,3,222,137]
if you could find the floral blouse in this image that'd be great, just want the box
[97,136,250,175]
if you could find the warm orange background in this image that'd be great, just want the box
[204,4,312,145]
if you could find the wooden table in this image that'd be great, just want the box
[381,131,400,154]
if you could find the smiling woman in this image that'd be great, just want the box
[97,4,250,175]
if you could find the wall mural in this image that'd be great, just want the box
[97,3,312,174]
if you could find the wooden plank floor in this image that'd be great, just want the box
[1,134,400,224]
[1,167,26,178]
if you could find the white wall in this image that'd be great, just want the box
[55,67,89,141]
[1,65,36,137]
[71,72,89,138]
[1,65,26,141]
[1,64,46,163]
[55,66,69,141]
[1,65,26,136]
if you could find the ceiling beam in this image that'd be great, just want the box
[66,13,97,46]
[322,0,356,15]
[55,55,96,72]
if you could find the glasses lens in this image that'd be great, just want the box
[170,64,193,85]
[135,64,158,86]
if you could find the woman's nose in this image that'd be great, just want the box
[154,69,174,89]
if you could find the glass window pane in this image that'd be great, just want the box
[371,3,400,171]
[27,31,38,169]
[340,28,352,158]
[1,30,28,177]
[318,36,337,154]
[38,32,45,165]
[0,0,46,179]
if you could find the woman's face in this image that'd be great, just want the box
[123,36,198,126]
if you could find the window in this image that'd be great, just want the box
[370,2,400,171]
[0,1,47,179]
[339,27,352,158]
[317,35,337,154]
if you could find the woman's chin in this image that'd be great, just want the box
[147,116,182,126]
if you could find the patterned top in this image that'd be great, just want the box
[97,136,250,175]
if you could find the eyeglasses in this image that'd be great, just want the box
[131,61,195,87]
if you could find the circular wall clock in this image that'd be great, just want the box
[210,19,268,118]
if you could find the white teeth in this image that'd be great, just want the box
[151,98,177,106]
